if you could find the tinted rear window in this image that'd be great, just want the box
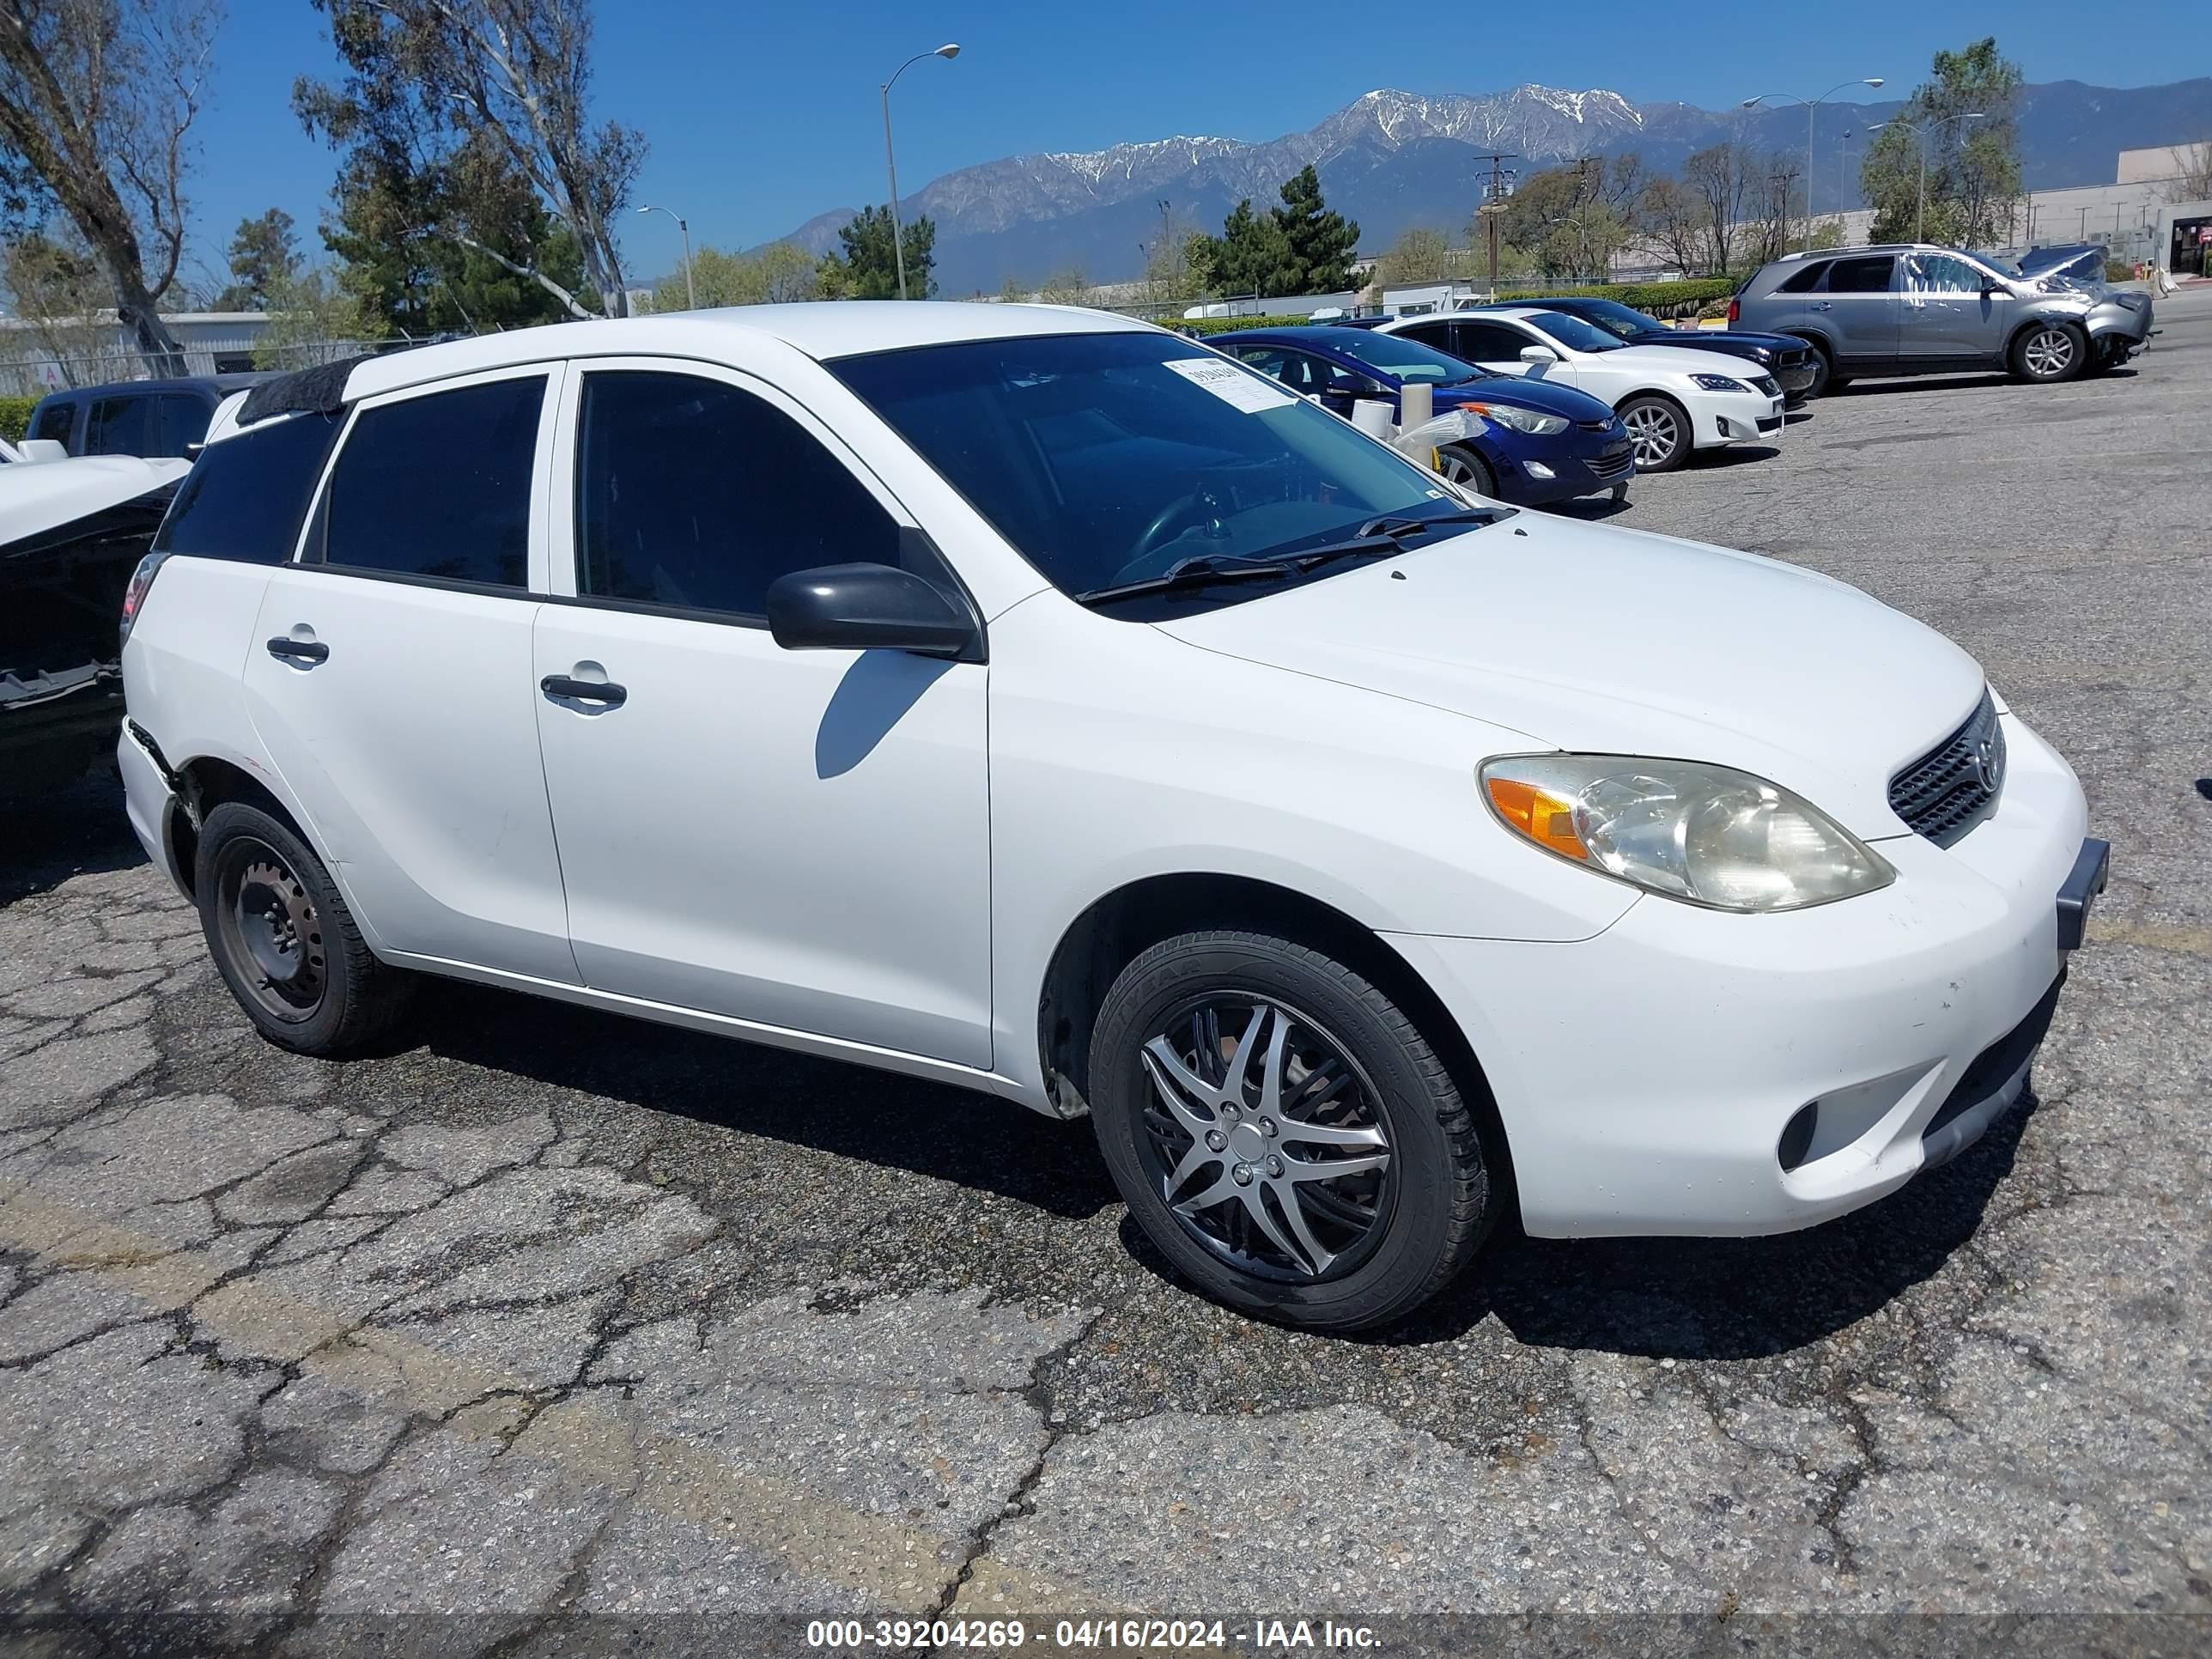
[1826,257,1895,293]
[155,411,345,564]
[320,375,544,588]
[1777,261,1830,293]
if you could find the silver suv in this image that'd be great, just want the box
[1730,244,2154,395]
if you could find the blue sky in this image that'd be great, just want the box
[186,0,2208,289]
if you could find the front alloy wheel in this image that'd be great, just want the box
[1139,997,1393,1280]
[1088,930,1497,1332]
[1618,397,1687,472]
[2016,324,2081,382]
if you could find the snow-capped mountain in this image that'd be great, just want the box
[768,76,2210,294]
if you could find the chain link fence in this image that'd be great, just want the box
[0,337,410,400]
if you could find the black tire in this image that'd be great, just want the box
[1089,930,1495,1333]
[196,800,411,1055]
[2010,320,2087,384]
[1436,443,1498,499]
[1617,393,1691,473]
[1799,344,1834,400]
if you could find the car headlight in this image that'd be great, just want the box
[1479,754,1893,912]
[1691,374,1753,392]
[1467,402,1568,435]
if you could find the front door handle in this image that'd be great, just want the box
[541,673,628,708]
[265,637,329,665]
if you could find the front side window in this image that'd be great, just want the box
[321,374,544,588]
[87,395,157,457]
[155,393,213,456]
[831,331,1492,614]
[1826,256,1896,294]
[1450,321,1534,361]
[1908,255,1983,294]
[156,411,344,564]
[574,370,898,619]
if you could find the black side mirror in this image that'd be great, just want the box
[766,562,984,662]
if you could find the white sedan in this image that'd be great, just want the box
[118,302,2100,1332]
[1377,306,1785,471]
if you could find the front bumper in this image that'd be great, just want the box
[1492,435,1635,505]
[1387,709,2094,1238]
[1686,388,1787,449]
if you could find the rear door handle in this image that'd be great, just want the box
[541,674,628,708]
[1810,301,1832,311]
[266,637,329,665]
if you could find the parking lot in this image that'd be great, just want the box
[3,288,2208,1655]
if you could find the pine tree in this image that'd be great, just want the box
[1272,165,1359,293]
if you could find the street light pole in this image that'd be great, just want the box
[1743,79,1884,254]
[637,204,694,310]
[881,43,960,301]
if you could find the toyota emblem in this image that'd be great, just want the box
[1971,731,2002,794]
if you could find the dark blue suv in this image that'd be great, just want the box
[1209,325,1632,506]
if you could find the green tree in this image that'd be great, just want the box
[1374,227,1451,286]
[1272,164,1358,291]
[1197,198,1296,297]
[1861,36,2025,246]
[647,240,824,312]
[825,204,933,299]
[1036,266,1091,306]
[214,209,303,310]
[252,266,376,368]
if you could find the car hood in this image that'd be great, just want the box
[1637,328,1802,357]
[1153,512,1985,838]
[0,455,190,554]
[1586,342,1776,381]
[1432,376,1617,422]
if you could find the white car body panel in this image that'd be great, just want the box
[0,454,190,544]
[117,302,2092,1246]
[1382,309,1785,449]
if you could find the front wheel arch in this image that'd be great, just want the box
[2008,317,2087,382]
[1616,391,1694,472]
[1034,871,1515,1212]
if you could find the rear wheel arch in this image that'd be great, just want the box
[168,757,318,902]
[1034,871,1516,1204]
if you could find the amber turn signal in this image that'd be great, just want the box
[1483,775,1589,861]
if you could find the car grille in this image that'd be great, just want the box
[1589,447,1633,480]
[1575,418,1614,433]
[1752,374,1781,398]
[1888,690,2005,848]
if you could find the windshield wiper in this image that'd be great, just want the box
[1073,552,1298,606]
[1354,507,1504,539]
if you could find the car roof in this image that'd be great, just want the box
[340,303,1158,404]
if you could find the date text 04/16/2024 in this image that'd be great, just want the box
[804,1618,1381,1650]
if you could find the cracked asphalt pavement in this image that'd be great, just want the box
[2,290,2208,1656]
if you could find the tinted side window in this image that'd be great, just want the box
[1826,257,1895,294]
[156,393,213,457]
[31,402,74,446]
[575,371,896,620]
[1453,321,1526,360]
[87,394,158,456]
[1395,322,1452,353]
[1777,261,1831,294]
[155,412,345,564]
[323,375,544,587]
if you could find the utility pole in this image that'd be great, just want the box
[1473,153,1516,300]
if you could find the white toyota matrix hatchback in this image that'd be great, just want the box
[118,304,2106,1331]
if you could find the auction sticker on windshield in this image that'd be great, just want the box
[1163,356,1297,412]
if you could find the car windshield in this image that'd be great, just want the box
[831,331,1492,614]
[1565,300,1661,339]
[1318,331,1482,386]
[1518,311,1627,353]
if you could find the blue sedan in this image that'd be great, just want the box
[1209,325,1634,506]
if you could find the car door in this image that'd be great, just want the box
[1901,252,2008,362]
[240,363,580,984]
[531,359,994,1069]
[1816,254,1900,369]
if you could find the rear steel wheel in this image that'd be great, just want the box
[216,838,327,1023]
[1138,996,1393,1282]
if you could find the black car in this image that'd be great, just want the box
[1471,297,1819,404]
